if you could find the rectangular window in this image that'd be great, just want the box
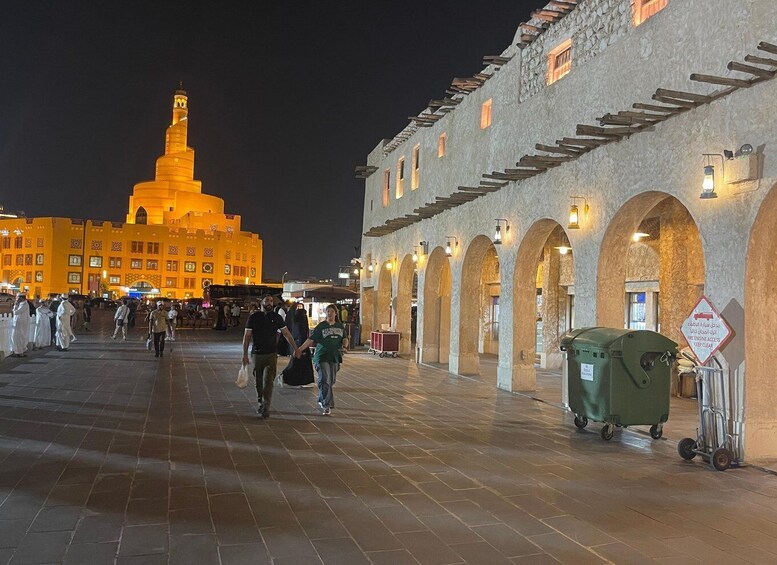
[627,292,647,330]
[146,242,159,254]
[68,272,81,284]
[37,237,44,247]
[24,254,32,266]
[130,259,142,269]
[109,257,122,268]
[166,260,179,272]
[382,169,390,207]
[68,254,82,266]
[184,261,196,272]
[109,275,121,284]
[411,145,420,190]
[634,0,668,25]
[35,271,43,283]
[14,236,22,249]
[146,259,158,270]
[2,237,10,249]
[89,256,102,268]
[2,255,9,266]
[166,277,177,287]
[35,253,44,265]
[548,40,572,85]
[131,241,143,253]
[15,255,23,266]
[438,133,446,157]
[480,99,492,129]
[396,157,405,199]
[183,277,196,289]
[24,238,31,248]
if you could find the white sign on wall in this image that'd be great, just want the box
[681,296,732,365]
[581,363,594,382]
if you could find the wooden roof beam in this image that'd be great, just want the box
[757,41,777,55]
[690,73,752,88]
[743,54,777,68]
[654,88,712,103]
[651,95,698,108]
[632,102,685,114]
[535,143,583,156]
[728,60,776,78]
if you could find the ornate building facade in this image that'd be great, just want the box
[0,89,262,299]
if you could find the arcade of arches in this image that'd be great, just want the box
[361,189,777,461]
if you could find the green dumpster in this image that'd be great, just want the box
[560,327,677,441]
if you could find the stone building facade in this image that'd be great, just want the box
[0,90,262,299]
[358,0,777,461]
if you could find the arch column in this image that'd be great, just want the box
[496,253,516,391]
[395,255,415,355]
[419,247,451,364]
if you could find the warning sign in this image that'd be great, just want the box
[681,296,732,365]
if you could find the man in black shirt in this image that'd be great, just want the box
[242,294,299,418]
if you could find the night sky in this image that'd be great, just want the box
[1,1,547,280]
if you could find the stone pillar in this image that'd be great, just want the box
[361,287,374,340]
[541,244,563,369]
[449,263,479,375]
[659,203,704,345]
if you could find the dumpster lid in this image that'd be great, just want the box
[560,327,677,352]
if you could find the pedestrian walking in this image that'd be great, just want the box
[82,301,92,331]
[241,294,299,419]
[33,300,54,350]
[11,294,31,357]
[56,294,75,351]
[167,303,178,341]
[296,303,349,416]
[231,302,241,327]
[148,301,171,358]
[112,299,129,340]
[280,305,315,387]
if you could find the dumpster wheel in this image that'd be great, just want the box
[573,415,588,429]
[600,424,614,441]
[649,424,663,440]
[677,438,697,460]
[711,447,734,471]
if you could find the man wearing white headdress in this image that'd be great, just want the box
[34,300,54,349]
[11,294,31,357]
[56,294,76,351]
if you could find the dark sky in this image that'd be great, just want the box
[0,1,547,280]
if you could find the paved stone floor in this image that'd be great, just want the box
[1,312,777,564]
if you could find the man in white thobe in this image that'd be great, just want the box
[34,301,54,349]
[56,295,76,351]
[11,295,31,357]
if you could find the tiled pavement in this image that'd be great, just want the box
[1,313,777,564]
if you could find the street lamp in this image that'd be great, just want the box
[281,271,288,285]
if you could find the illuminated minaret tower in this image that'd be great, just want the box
[127,87,232,230]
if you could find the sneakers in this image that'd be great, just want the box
[323,407,331,416]
[71,336,77,342]
[111,336,116,341]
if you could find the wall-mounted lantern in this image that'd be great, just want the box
[493,219,510,245]
[567,196,589,230]
[445,236,458,257]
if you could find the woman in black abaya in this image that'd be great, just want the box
[280,306,314,386]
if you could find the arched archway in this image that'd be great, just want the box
[421,246,451,365]
[512,219,575,391]
[456,235,500,376]
[135,207,148,225]
[395,254,415,355]
[744,182,777,459]
[597,192,705,347]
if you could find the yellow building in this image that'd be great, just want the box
[0,89,262,299]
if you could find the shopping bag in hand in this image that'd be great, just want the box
[235,364,249,389]
[146,334,153,351]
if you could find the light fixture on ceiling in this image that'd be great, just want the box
[632,232,650,242]
[554,231,572,255]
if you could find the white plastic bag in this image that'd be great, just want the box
[146,336,153,351]
[236,364,249,389]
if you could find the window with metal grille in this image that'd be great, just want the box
[548,41,572,84]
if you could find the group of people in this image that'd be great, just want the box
[242,294,348,418]
[9,293,81,356]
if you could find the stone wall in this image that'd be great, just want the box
[519,0,633,102]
